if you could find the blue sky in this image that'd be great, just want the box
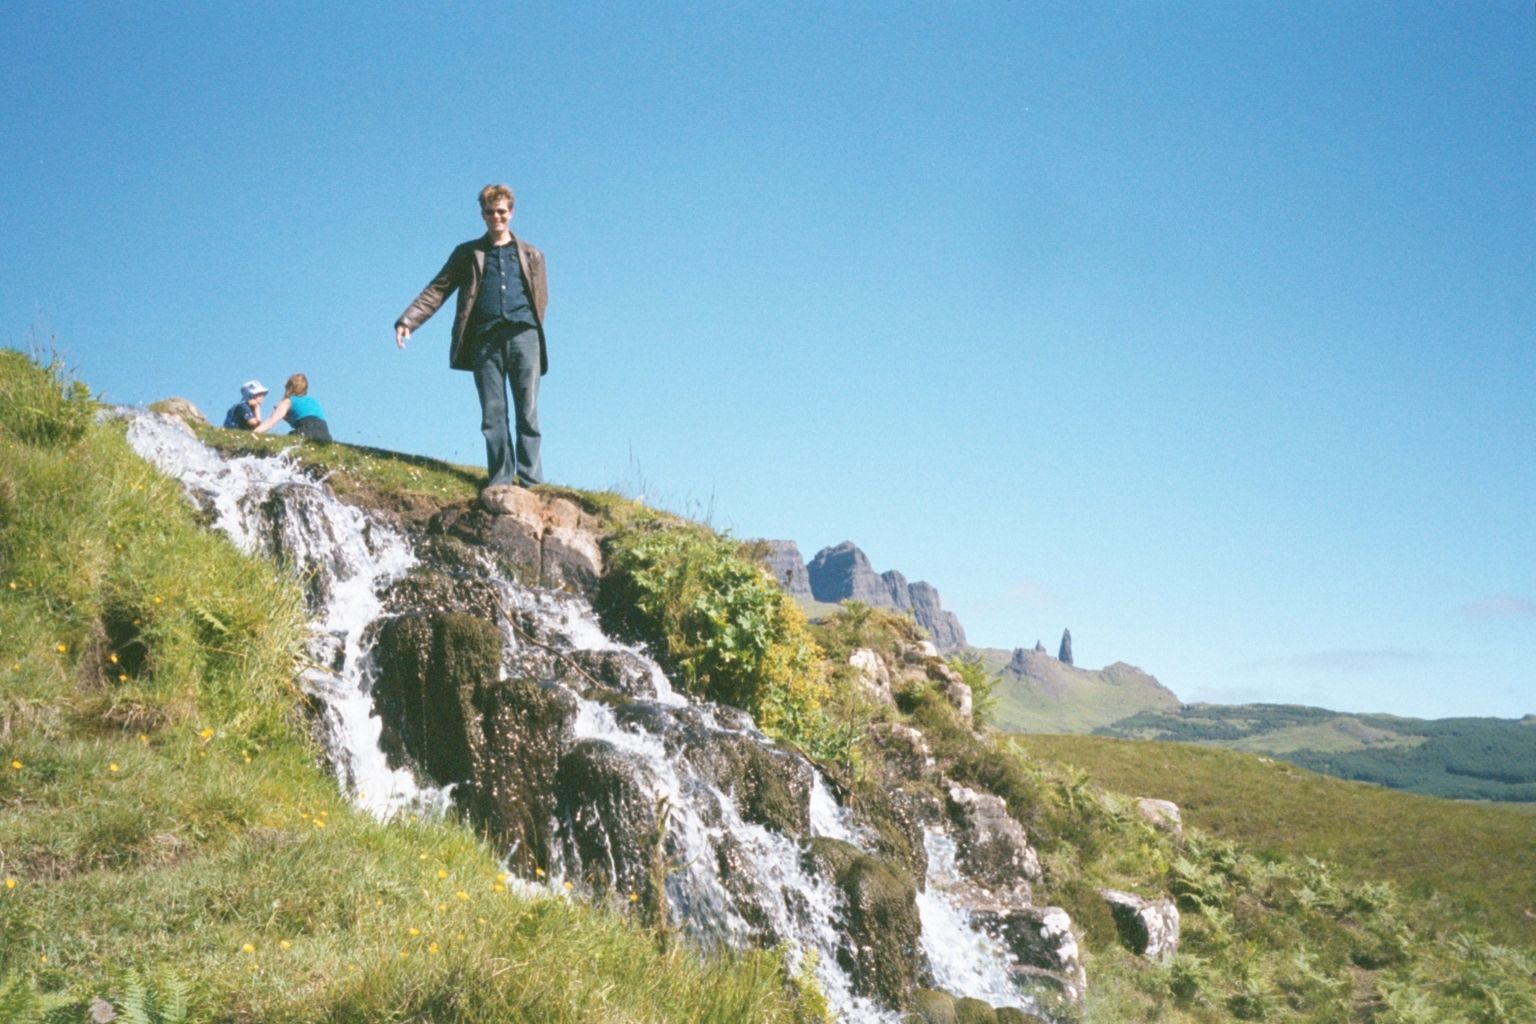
[3,2,1532,719]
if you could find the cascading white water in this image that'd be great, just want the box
[122,409,1036,1022]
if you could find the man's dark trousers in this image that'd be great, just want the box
[474,323,542,486]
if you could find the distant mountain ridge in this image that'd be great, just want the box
[760,539,968,652]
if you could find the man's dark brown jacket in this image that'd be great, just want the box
[395,234,548,374]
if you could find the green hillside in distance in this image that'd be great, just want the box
[1097,703,1536,802]
[975,645,1181,733]
[1011,734,1536,949]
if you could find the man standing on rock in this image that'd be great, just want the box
[395,184,549,488]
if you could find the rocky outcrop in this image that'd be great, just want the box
[422,485,603,595]
[946,785,1041,897]
[807,541,892,606]
[1135,798,1183,839]
[762,539,813,599]
[802,541,968,654]
[1057,629,1073,666]
[849,648,894,705]
[1098,889,1180,960]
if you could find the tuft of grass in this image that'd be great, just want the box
[0,350,797,1022]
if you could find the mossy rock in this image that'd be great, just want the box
[848,778,927,878]
[803,837,921,1008]
[995,1008,1048,1024]
[907,988,956,1024]
[954,997,998,1024]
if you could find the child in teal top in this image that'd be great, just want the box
[256,374,332,442]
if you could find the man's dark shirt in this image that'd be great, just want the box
[223,400,260,430]
[469,242,535,335]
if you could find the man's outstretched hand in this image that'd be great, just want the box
[395,324,411,349]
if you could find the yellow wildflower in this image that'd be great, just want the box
[55,643,66,653]
[10,761,19,770]
[109,653,118,664]
[456,891,469,901]
[534,868,544,877]
[313,819,325,828]
[629,893,639,902]
[200,728,213,739]
[280,940,292,949]
[494,885,505,893]
[563,881,573,890]
[152,597,162,604]
[109,764,119,773]
[437,870,447,879]
[429,942,438,954]
[119,674,128,682]
[242,943,255,953]
[437,904,446,912]
[408,927,420,936]
[418,853,428,861]
[5,878,15,888]
[139,734,148,743]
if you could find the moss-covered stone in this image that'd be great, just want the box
[848,779,927,879]
[953,997,997,1024]
[906,988,956,1024]
[994,1008,1047,1024]
[803,837,922,1009]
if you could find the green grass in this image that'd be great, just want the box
[1010,734,1536,949]
[2,353,796,1023]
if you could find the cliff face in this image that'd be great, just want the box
[791,540,968,653]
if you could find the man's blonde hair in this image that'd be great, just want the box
[479,184,515,210]
[285,374,308,398]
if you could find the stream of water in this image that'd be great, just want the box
[123,410,1034,1022]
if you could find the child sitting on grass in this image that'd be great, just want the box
[222,380,268,430]
[255,374,332,442]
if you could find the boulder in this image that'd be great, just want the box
[945,784,1041,893]
[1135,797,1183,839]
[153,397,207,426]
[976,906,1084,1003]
[466,485,604,595]
[953,997,997,1024]
[1098,889,1180,960]
[928,660,973,721]
[867,723,934,783]
[803,837,922,1009]
[849,648,894,704]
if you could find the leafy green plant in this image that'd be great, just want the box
[947,652,1000,728]
[596,524,840,757]
[116,970,190,1024]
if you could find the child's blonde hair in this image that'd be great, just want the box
[285,374,308,398]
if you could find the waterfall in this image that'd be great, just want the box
[123,410,1036,1023]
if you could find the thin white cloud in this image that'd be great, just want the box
[973,580,1057,612]
[1288,648,1434,673]
[1460,595,1536,620]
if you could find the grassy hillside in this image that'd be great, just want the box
[5,357,1535,1023]
[1011,734,1536,949]
[0,355,792,1023]
[975,646,1181,734]
[1097,704,1536,802]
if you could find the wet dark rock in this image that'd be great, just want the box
[468,678,580,874]
[1098,889,1180,959]
[848,780,928,880]
[369,611,579,874]
[559,648,658,700]
[803,837,923,1009]
[380,569,505,622]
[431,505,542,584]
[554,738,656,900]
[946,785,1041,893]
